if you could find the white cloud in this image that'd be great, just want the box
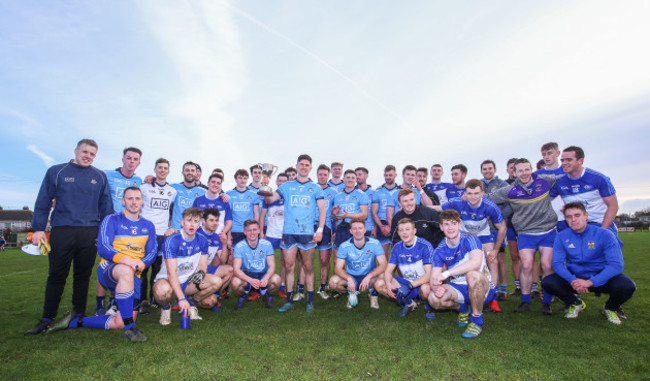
[26,145,55,167]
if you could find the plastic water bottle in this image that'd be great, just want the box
[180,310,190,330]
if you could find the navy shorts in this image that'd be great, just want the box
[316,225,333,251]
[280,234,316,250]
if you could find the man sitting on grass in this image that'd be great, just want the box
[542,202,636,325]
[45,186,157,342]
[328,218,387,309]
[424,209,495,339]
[231,219,282,310]
[153,208,224,326]
[375,218,434,318]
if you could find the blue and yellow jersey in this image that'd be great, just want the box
[98,212,158,275]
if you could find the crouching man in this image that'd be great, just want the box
[425,209,496,339]
[45,186,157,343]
[328,218,387,309]
[542,202,636,325]
[153,207,224,325]
[231,219,282,310]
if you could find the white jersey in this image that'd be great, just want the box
[140,182,177,235]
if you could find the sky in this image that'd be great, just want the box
[1,0,649,214]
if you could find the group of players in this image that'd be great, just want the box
[25,140,635,342]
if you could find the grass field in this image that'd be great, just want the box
[1,232,648,380]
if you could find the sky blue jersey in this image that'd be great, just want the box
[333,188,370,225]
[226,188,260,233]
[442,197,504,238]
[336,237,384,276]
[170,183,206,230]
[372,184,398,221]
[327,180,345,192]
[277,179,324,235]
[105,168,142,213]
[391,185,421,214]
[234,238,275,274]
[314,185,338,229]
[358,186,376,231]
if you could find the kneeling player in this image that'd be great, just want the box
[45,187,157,343]
[196,208,234,311]
[425,210,495,339]
[328,218,387,309]
[231,219,282,309]
[375,218,434,318]
[153,208,224,325]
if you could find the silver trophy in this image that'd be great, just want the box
[257,163,278,196]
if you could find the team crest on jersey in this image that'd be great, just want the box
[423,223,428,229]
[159,189,164,195]
[588,241,595,249]
[131,227,138,235]
[246,196,251,200]
[259,250,264,256]
[567,242,575,248]
[91,179,97,184]
[308,188,313,193]
[126,243,143,252]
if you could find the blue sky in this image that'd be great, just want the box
[1,1,649,213]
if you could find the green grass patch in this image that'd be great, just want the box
[1,232,648,380]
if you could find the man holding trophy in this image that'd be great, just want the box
[260,154,327,313]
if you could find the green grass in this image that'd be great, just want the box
[1,232,648,380]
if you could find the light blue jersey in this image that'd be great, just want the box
[105,168,142,213]
[226,188,260,233]
[336,237,384,276]
[315,185,338,230]
[391,185,421,214]
[358,185,376,231]
[327,180,345,192]
[442,197,504,238]
[277,179,324,235]
[333,188,370,225]
[170,183,206,230]
[234,238,275,274]
[389,237,434,282]
[372,184,398,221]
[433,233,485,285]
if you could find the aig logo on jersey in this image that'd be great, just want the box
[290,195,310,207]
[152,198,170,210]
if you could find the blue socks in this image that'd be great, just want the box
[471,313,483,326]
[542,291,553,304]
[297,284,305,294]
[71,315,112,330]
[370,288,379,296]
[307,291,314,304]
[319,283,327,292]
[286,292,294,303]
[115,290,135,331]
[521,293,532,304]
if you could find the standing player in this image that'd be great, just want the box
[98,147,143,315]
[426,164,452,204]
[45,186,157,342]
[536,142,564,175]
[328,218,387,309]
[263,154,326,313]
[138,158,177,314]
[416,167,440,205]
[328,162,345,191]
[170,162,207,232]
[260,173,288,296]
[226,169,260,248]
[314,165,338,299]
[434,179,506,305]
[332,170,370,248]
[551,146,621,245]
[192,173,233,249]
[355,167,377,236]
[153,208,224,325]
[194,164,208,190]
[446,164,467,200]
[504,158,522,296]
[231,219,282,309]
[26,139,113,335]
[375,218,434,318]
[389,165,433,215]
[487,159,561,314]
[425,209,495,339]
[372,165,399,256]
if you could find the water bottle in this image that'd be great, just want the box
[180,309,190,330]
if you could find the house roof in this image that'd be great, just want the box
[0,210,34,221]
